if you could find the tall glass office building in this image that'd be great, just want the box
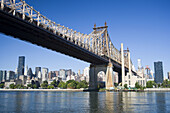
[154,61,163,84]
[35,67,41,77]
[17,56,25,77]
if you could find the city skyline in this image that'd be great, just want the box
[0,0,169,78]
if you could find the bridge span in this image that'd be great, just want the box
[0,0,137,90]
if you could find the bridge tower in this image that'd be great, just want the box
[89,22,114,90]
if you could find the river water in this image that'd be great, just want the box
[0,91,170,113]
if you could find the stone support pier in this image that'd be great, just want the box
[89,62,114,90]
[106,63,114,89]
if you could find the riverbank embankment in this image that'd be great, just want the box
[1,88,170,92]
[144,88,170,92]
[0,89,85,92]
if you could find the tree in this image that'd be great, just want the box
[114,83,118,87]
[66,80,75,86]
[0,83,4,88]
[41,80,48,89]
[47,85,54,89]
[161,79,170,88]
[15,84,23,89]
[27,84,32,88]
[9,83,15,89]
[77,80,88,89]
[58,81,67,89]
[51,80,58,87]
[124,84,128,89]
[43,80,48,84]
[33,84,38,89]
[67,82,77,89]
[146,81,156,88]
[135,82,141,89]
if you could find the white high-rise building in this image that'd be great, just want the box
[83,67,89,82]
[24,65,28,75]
[38,71,42,79]
[42,68,48,82]
[150,70,154,79]
[15,67,18,76]
[78,69,81,76]
[114,72,118,83]
[138,59,141,70]
[59,69,66,80]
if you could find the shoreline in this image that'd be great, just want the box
[144,88,170,92]
[0,89,85,92]
[1,88,170,92]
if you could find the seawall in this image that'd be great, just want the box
[144,88,170,92]
[0,89,84,92]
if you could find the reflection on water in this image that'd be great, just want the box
[0,91,170,112]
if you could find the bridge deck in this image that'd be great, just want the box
[0,6,132,73]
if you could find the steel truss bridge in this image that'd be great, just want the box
[0,0,136,79]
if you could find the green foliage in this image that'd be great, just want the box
[9,83,15,89]
[66,80,75,86]
[0,83,4,88]
[140,86,146,90]
[97,82,105,89]
[27,84,32,88]
[23,86,27,89]
[51,80,58,87]
[135,82,142,89]
[9,84,27,89]
[146,81,156,88]
[158,84,161,87]
[43,80,48,84]
[58,81,67,89]
[77,80,88,89]
[15,84,24,89]
[161,79,170,88]
[41,80,48,89]
[47,85,54,89]
[114,83,118,87]
[67,82,77,89]
[33,84,38,89]
[124,84,128,89]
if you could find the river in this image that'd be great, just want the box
[0,91,170,113]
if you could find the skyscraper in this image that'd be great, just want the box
[83,67,89,82]
[38,71,42,79]
[48,71,55,80]
[6,71,15,80]
[17,56,25,77]
[154,61,163,84]
[35,67,41,77]
[2,70,7,81]
[59,69,66,80]
[66,69,72,77]
[24,65,28,75]
[0,70,3,82]
[42,68,48,82]
[27,68,33,78]
[138,59,142,70]
[168,72,170,80]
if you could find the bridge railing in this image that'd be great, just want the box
[0,0,131,69]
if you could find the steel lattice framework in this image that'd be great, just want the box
[0,0,133,69]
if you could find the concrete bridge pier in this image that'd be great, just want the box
[89,62,114,91]
[105,63,114,89]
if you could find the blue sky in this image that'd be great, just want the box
[0,0,170,77]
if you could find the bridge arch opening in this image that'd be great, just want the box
[97,71,106,88]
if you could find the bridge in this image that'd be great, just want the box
[0,0,136,90]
